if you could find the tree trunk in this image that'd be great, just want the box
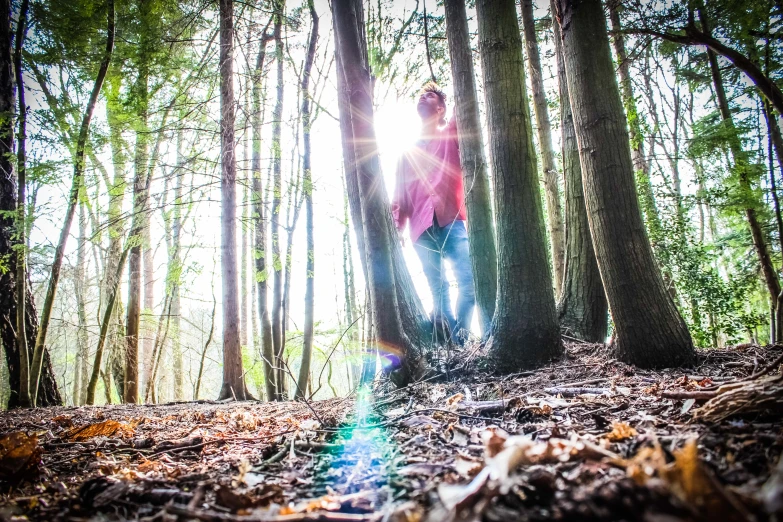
[218,0,252,401]
[171,136,184,401]
[252,29,275,402]
[0,0,59,409]
[443,0,497,335]
[552,0,607,342]
[270,0,285,400]
[103,69,130,391]
[520,0,565,296]
[332,0,425,386]
[555,0,694,368]
[475,0,562,371]
[30,0,114,405]
[124,13,151,404]
[296,0,318,401]
[75,202,90,405]
[141,214,154,394]
[13,0,30,407]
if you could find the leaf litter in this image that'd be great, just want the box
[0,342,780,520]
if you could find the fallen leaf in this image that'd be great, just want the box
[67,420,130,441]
[445,393,464,410]
[605,421,637,442]
[0,432,41,481]
[681,398,696,414]
[50,415,74,428]
[660,439,751,522]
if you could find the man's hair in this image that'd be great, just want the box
[420,82,447,109]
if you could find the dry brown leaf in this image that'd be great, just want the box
[605,421,638,442]
[0,432,41,481]
[50,415,74,428]
[67,420,132,441]
[660,439,752,522]
[445,393,465,410]
[626,444,667,485]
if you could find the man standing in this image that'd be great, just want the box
[392,83,476,344]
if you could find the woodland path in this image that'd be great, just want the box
[0,342,781,521]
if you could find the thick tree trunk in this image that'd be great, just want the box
[218,0,252,401]
[520,0,565,296]
[475,0,562,371]
[552,2,607,342]
[332,0,425,386]
[443,0,497,335]
[270,0,285,399]
[30,0,114,405]
[252,30,275,401]
[555,0,694,368]
[296,0,318,401]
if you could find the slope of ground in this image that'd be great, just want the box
[0,342,781,521]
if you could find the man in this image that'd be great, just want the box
[392,83,476,344]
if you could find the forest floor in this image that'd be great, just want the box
[0,342,781,522]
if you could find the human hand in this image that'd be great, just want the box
[398,230,406,247]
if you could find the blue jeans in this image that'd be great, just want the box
[413,219,476,338]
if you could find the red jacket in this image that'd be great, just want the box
[392,118,467,242]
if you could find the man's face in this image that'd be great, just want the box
[417,91,445,121]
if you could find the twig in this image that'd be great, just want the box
[661,390,718,401]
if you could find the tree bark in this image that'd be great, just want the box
[30,0,114,405]
[218,0,252,401]
[520,0,565,296]
[555,0,694,368]
[552,1,607,342]
[252,27,275,401]
[332,0,425,386]
[296,0,318,401]
[270,0,285,400]
[124,1,151,404]
[75,202,90,405]
[13,0,30,407]
[170,135,184,401]
[475,0,562,371]
[443,0,497,335]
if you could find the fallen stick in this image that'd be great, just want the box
[661,390,719,401]
[544,387,611,396]
[457,400,508,414]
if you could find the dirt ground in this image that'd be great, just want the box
[0,342,781,521]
